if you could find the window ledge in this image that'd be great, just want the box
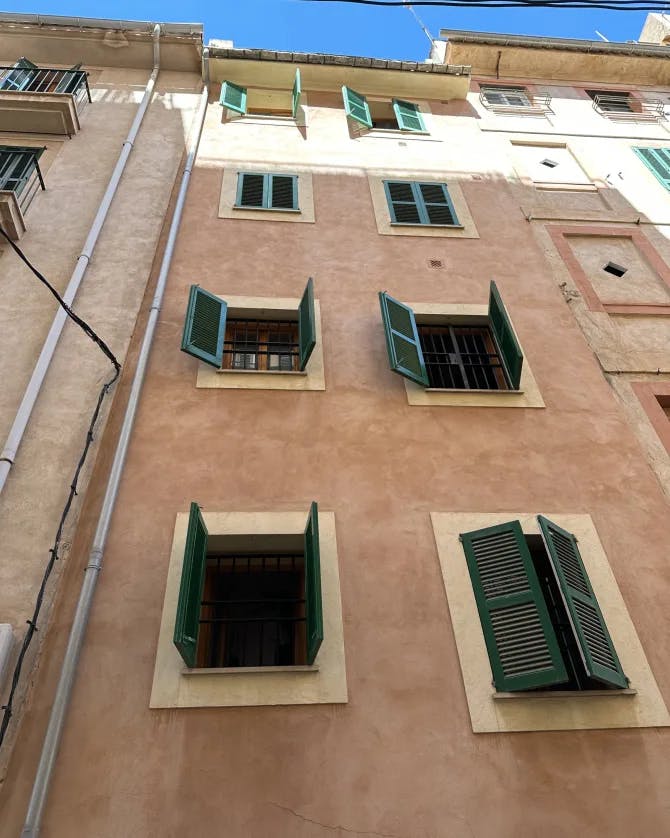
[493,688,636,699]
[364,129,433,140]
[425,387,523,395]
[390,222,464,230]
[534,182,598,193]
[233,205,301,214]
[183,665,319,676]
[216,369,307,377]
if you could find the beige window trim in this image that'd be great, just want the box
[196,295,325,390]
[403,303,544,408]
[431,511,670,732]
[150,510,347,708]
[219,169,315,223]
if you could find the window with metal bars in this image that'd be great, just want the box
[197,554,306,668]
[235,172,299,211]
[384,180,458,226]
[586,89,634,113]
[223,318,299,372]
[418,323,509,390]
[0,146,45,215]
[480,85,531,108]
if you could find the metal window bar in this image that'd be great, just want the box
[223,318,299,371]
[418,324,509,391]
[479,86,552,114]
[0,148,45,215]
[0,66,91,112]
[199,554,306,668]
[589,92,664,122]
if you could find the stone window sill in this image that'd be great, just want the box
[183,665,319,676]
[426,387,523,395]
[493,688,636,700]
[216,369,307,377]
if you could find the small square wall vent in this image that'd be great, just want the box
[540,158,559,168]
[603,261,627,277]
[429,259,444,269]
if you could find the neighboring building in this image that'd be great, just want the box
[4,12,670,838]
[0,13,203,782]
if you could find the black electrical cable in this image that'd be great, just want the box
[302,0,670,9]
[0,227,121,750]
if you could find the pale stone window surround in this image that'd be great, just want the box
[510,139,598,191]
[368,173,478,238]
[219,168,315,223]
[150,510,347,708]
[431,511,670,733]
[196,295,325,391]
[402,303,544,408]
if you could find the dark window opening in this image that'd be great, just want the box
[603,261,627,277]
[540,158,559,168]
[197,553,306,668]
[586,90,634,113]
[223,318,299,372]
[418,323,509,391]
[369,101,399,130]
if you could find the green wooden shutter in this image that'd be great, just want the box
[460,521,568,692]
[537,516,628,689]
[298,277,316,370]
[304,502,323,665]
[173,503,209,668]
[342,85,372,128]
[418,183,458,226]
[292,67,302,119]
[181,285,227,368]
[270,174,298,210]
[488,281,523,390]
[633,147,670,192]
[55,63,83,94]
[378,292,429,387]
[392,99,425,132]
[219,80,247,114]
[384,181,422,224]
[237,172,266,208]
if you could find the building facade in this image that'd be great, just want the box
[3,14,670,838]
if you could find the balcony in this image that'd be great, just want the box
[589,93,665,123]
[0,60,91,136]
[479,86,552,116]
[0,146,45,240]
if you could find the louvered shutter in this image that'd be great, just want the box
[537,516,628,689]
[418,183,458,226]
[384,181,422,224]
[392,99,425,132]
[342,86,372,128]
[219,80,247,114]
[304,502,323,665]
[55,63,83,94]
[0,57,37,91]
[460,521,568,692]
[173,503,208,668]
[298,277,316,370]
[181,285,227,368]
[633,147,670,192]
[270,175,298,210]
[292,67,302,119]
[237,173,265,207]
[378,292,429,387]
[488,281,523,390]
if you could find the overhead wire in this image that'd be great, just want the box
[302,0,670,9]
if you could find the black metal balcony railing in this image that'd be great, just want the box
[590,93,665,122]
[0,147,45,216]
[479,87,552,115]
[0,65,91,113]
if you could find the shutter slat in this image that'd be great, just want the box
[537,515,628,689]
[460,520,568,691]
[181,285,227,368]
[173,503,208,668]
[378,292,429,387]
[392,98,425,132]
[298,277,316,371]
[304,502,323,665]
[488,281,524,390]
[219,80,247,114]
[342,85,372,128]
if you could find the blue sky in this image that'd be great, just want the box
[0,1,653,61]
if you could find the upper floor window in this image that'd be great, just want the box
[0,57,87,97]
[587,89,664,121]
[480,84,531,108]
[341,86,426,132]
[220,69,302,119]
[235,172,299,212]
[224,318,299,372]
[587,89,633,113]
[383,180,459,227]
[0,146,45,238]
[633,146,670,191]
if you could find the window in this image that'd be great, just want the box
[460,516,628,693]
[587,89,634,113]
[0,57,87,96]
[633,146,670,191]
[384,181,459,227]
[0,146,45,213]
[235,172,299,211]
[181,279,316,373]
[174,502,323,669]
[341,86,426,132]
[480,85,531,108]
[220,69,302,119]
[378,282,523,391]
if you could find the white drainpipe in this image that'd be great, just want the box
[0,23,162,494]
[21,46,210,838]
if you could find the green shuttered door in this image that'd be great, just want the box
[174,503,209,668]
[633,146,670,191]
[342,85,372,128]
[460,521,568,691]
[538,516,628,689]
[378,292,429,387]
[181,285,227,368]
[392,99,425,132]
[488,281,523,389]
[298,277,316,370]
[220,80,247,114]
[304,502,323,664]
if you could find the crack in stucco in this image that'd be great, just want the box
[270,802,402,837]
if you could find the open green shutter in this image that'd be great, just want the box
[633,147,670,192]
[342,85,372,128]
[219,80,247,114]
[173,503,208,668]
[378,292,429,387]
[461,521,568,692]
[392,99,425,132]
[304,502,323,664]
[298,277,316,371]
[488,281,523,390]
[55,63,83,94]
[537,516,628,689]
[181,285,227,368]
[292,67,302,119]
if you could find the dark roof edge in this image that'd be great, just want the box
[0,13,203,36]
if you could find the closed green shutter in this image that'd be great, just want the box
[298,277,316,371]
[236,173,298,210]
[537,516,628,689]
[392,99,425,132]
[384,181,421,224]
[270,175,298,210]
[181,285,227,368]
[633,146,670,192]
[418,183,458,226]
[342,85,372,128]
[173,503,209,668]
[378,292,429,387]
[0,57,37,91]
[219,80,247,114]
[304,502,323,665]
[292,67,302,119]
[384,181,458,226]
[55,63,83,94]
[460,521,568,692]
[488,281,523,390]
